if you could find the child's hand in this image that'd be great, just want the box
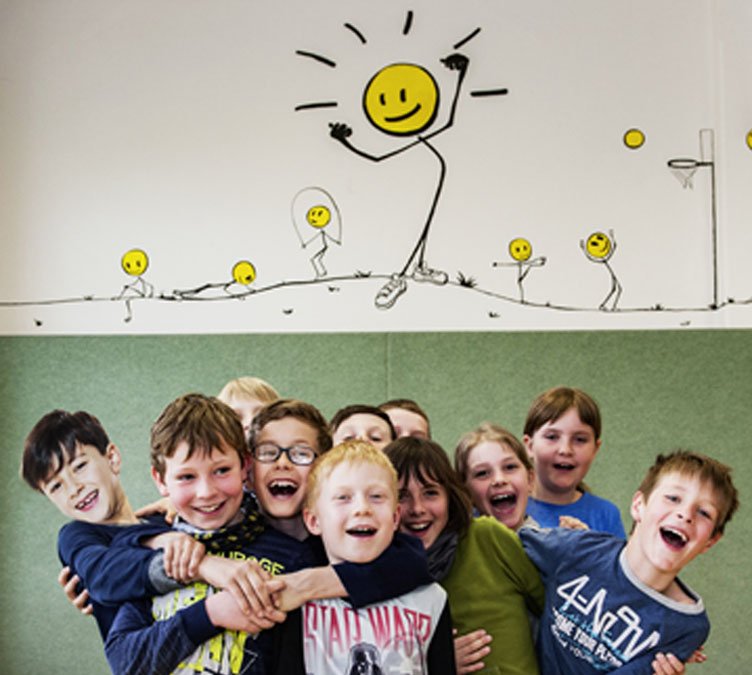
[558,515,589,530]
[144,532,206,582]
[453,628,492,674]
[199,556,286,624]
[687,646,706,664]
[58,566,93,616]
[205,589,284,633]
[135,497,178,524]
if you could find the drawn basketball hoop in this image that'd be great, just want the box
[666,128,719,307]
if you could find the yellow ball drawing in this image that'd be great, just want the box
[746,129,752,151]
[508,238,532,262]
[232,260,256,286]
[586,232,612,259]
[306,205,331,229]
[623,128,645,150]
[363,63,438,136]
[121,249,149,276]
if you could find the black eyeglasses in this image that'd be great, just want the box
[253,442,317,466]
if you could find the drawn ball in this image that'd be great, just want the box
[586,232,612,259]
[623,128,645,150]
[306,205,332,229]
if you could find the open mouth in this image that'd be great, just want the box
[75,490,99,511]
[553,462,576,471]
[403,521,431,535]
[660,526,688,550]
[267,479,298,498]
[193,501,226,515]
[490,493,517,510]
[347,526,377,538]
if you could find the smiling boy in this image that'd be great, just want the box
[519,450,739,674]
[271,440,456,674]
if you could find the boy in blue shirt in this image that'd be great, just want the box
[519,450,738,673]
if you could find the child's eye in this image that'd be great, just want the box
[335,493,351,502]
[47,481,62,494]
[503,463,520,472]
[73,460,88,472]
[369,433,384,442]
[543,432,559,441]
[573,435,592,444]
[214,466,232,476]
[698,508,715,520]
[176,474,195,482]
[472,469,489,479]
[398,491,410,503]
[665,494,679,503]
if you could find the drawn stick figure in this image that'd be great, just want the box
[329,53,469,309]
[172,259,257,299]
[581,230,621,311]
[117,248,153,322]
[492,237,546,303]
[292,187,342,278]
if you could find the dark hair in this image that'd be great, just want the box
[21,410,110,490]
[249,399,332,455]
[330,404,396,440]
[523,386,602,440]
[150,393,247,478]
[638,450,739,536]
[384,436,473,538]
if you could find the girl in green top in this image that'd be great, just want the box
[385,436,544,675]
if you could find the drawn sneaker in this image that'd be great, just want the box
[374,274,407,310]
[411,264,448,285]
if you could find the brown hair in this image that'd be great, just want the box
[330,404,396,440]
[523,386,602,440]
[249,399,332,455]
[150,393,247,478]
[379,398,431,437]
[306,440,398,510]
[384,436,473,538]
[638,450,739,536]
[455,422,532,483]
[21,410,111,490]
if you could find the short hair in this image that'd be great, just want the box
[21,410,111,491]
[454,422,532,483]
[379,398,431,436]
[217,376,279,405]
[249,399,332,455]
[523,386,602,439]
[384,436,473,538]
[638,450,739,536]
[306,440,398,510]
[150,393,247,478]
[329,404,396,440]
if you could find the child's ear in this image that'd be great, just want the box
[629,490,646,523]
[106,444,123,474]
[392,503,401,531]
[150,466,169,498]
[303,507,322,536]
[701,532,722,554]
[522,434,534,461]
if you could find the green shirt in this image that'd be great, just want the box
[441,516,544,675]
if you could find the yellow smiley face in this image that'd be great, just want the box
[586,232,612,259]
[306,205,331,229]
[232,260,256,286]
[508,238,532,262]
[121,249,149,277]
[623,128,645,150]
[363,63,439,136]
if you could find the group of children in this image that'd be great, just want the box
[21,379,739,674]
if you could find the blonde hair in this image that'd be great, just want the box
[454,422,531,483]
[217,376,279,405]
[305,440,398,510]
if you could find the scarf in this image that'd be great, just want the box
[426,529,459,582]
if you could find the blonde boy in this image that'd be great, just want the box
[519,450,739,674]
[271,441,456,674]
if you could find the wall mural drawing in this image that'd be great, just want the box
[0,2,750,333]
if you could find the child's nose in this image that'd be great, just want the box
[353,494,371,514]
[196,477,216,498]
[492,470,507,485]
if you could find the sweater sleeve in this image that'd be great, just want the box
[426,601,457,675]
[104,598,219,675]
[57,521,163,605]
[333,532,432,608]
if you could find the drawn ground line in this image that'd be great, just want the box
[1,273,744,314]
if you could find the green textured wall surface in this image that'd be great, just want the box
[2,331,748,672]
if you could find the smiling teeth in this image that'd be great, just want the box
[662,527,688,543]
[195,503,224,513]
[75,491,98,510]
[406,522,430,532]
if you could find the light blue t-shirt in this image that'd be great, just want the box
[526,491,626,538]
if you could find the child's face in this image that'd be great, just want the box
[152,441,246,530]
[629,471,722,578]
[225,395,265,437]
[251,417,319,520]
[397,473,449,549]
[332,413,393,451]
[524,407,601,500]
[466,441,533,531]
[304,460,399,565]
[384,408,429,439]
[41,443,125,524]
